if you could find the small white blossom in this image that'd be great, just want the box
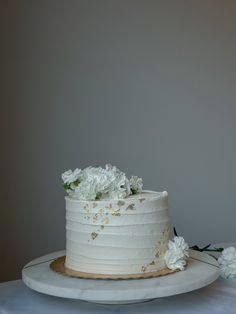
[130,176,143,193]
[218,247,236,278]
[164,236,189,270]
[62,168,81,184]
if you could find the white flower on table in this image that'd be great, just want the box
[164,236,189,271]
[218,247,236,279]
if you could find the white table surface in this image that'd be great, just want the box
[1,277,236,314]
[1,243,236,313]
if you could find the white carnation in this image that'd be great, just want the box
[164,236,189,271]
[218,247,236,279]
[108,180,130,199]
[62,168,81,184]
[130,176,143,193]
[68,179,97,201]
[83,165,118,196]
[107,170,131,199]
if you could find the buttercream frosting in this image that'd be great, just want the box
[65,190,170,275]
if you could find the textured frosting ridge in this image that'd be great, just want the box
[65,190,170,275]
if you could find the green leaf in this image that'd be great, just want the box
[190,244,224,253]
[205,247,224,253]
[74,179,80,186]
[131,188,138,195]
[201,244,211,250]
[95,192,102,200]
[63,182,71,190]
[63,179,80,191]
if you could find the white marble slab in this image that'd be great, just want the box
[22,249,219,304]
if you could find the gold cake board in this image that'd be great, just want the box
[50,256,178,280]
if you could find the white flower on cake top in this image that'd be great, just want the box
[62,168,81,184]
[62,164,143,201]
[218,247,236,279]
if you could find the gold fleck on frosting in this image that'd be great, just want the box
[92,213,99,223]
[111,210,121,216]
[139,198,145,203]
[126,204,135,211]
[102,217,109,225]
[141,266,147,272]
[117,200,125,207]
[107,203,112,210]
[155,252,160,258]
[91,232,98,240]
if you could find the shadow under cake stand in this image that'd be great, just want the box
[22,249,220,305]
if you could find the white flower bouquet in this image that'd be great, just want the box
[61,164,143,201]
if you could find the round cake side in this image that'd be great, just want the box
[65,190,170,275]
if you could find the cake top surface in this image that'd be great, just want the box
[61,164,144,201]
[65,190,168,203]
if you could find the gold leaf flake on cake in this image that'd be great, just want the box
[126,204,135,211]
[105,203,112,210]
[111,210,121,216]
[91,232,98,240]
[141,266,147,272]
[139,198,146,203]
[92,203,97,208]
[149,260,155,265]
[154,227,170,258]
[155,252,160,258]
[92,213,99,222]
[83,203,89,209]
[102,217,109,225]
[117,200,125,207]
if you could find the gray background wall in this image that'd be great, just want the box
[1,0,236,282]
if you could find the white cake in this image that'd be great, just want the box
[65,190,170,275]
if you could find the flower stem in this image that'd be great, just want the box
[190,245,224,253]
[173,228,224,253]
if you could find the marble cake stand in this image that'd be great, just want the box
[22,249,220,305]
